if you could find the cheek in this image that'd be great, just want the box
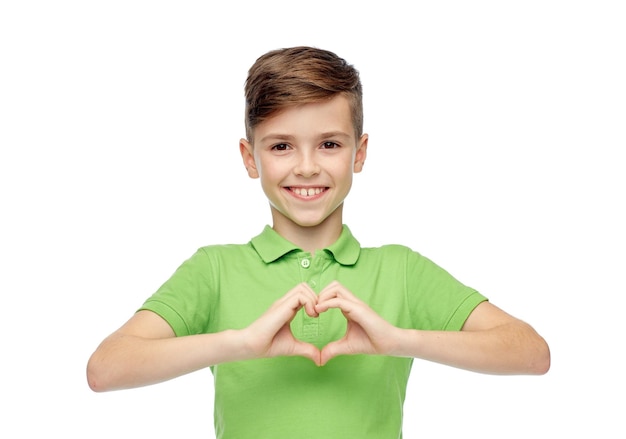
[329,159,355,177]
[257,160,285,186]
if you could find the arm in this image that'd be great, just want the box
[86,310,247,392]
[395,301,550,375]
[316,282,550,375]
[87,283,321,392]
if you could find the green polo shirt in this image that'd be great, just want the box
[140,225,486,439]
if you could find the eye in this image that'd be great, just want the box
[271,143,290,151]
[321,141,340,149]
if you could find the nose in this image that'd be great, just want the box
[293,150,320,177]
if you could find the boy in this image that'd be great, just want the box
[87,46,550,438]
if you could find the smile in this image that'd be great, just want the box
[288,187,327,198]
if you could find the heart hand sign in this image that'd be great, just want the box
[241,281,401,366]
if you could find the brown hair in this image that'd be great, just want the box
[244,46,363,142]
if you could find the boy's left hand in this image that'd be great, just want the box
[315,281,402,366]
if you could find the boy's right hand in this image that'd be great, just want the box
[240,283,322,365]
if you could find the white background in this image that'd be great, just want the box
[1,1,624,437]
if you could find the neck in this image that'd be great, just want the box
[271,206,344,254]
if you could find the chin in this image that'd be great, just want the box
[293,219,328,228]
[287,214,333,229]
[272,204,341,230]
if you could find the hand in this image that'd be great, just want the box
[315,281,401,366]
[241,283,321,365]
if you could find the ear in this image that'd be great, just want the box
[239,138,259,179]
[353,134,368,173]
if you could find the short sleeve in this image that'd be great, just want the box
[139,248,217,337]
[405,250,487,331]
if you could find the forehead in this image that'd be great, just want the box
[254,95,355,143]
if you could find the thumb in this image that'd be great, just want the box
[319,339,350,366]
[291,340,322,366]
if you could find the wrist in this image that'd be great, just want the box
[231,327,264,361]
[387,327,419,358]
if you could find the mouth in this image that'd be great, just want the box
[287,187,328,198]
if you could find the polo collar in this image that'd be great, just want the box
[250,225,361,266]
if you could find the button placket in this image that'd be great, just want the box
[298,254,320,341]
[299,255,321,290]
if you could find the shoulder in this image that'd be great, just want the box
[195,241,256,258]
[360,243,423,260]
[358,243,453,278]
[356,243,428,273]
[198,242,259,263]
[175,242,258,273]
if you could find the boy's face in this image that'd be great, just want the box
[240,95,367,234]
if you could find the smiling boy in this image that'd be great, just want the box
[87,46,550,438]
[241,93,365,251]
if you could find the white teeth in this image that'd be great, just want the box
[293,188,324,197]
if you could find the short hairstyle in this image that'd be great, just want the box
[244,46,363,142]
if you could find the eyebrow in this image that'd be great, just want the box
[259,131,352,143]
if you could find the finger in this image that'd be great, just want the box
[316,296,384,338]
[273,285,319,319]
[255,298,314,340]
[316,289,369,317]
[315,296,353,314]
[317,280,343,300]
[290,341,322,366]
[317,281,359,303]
[294,290,319,318]
[320,339,351,366]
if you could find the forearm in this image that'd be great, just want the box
[87,329,247,392]
[391,321,550,375]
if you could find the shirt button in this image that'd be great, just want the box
[301,259,310,268]
[308,280,317,288]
